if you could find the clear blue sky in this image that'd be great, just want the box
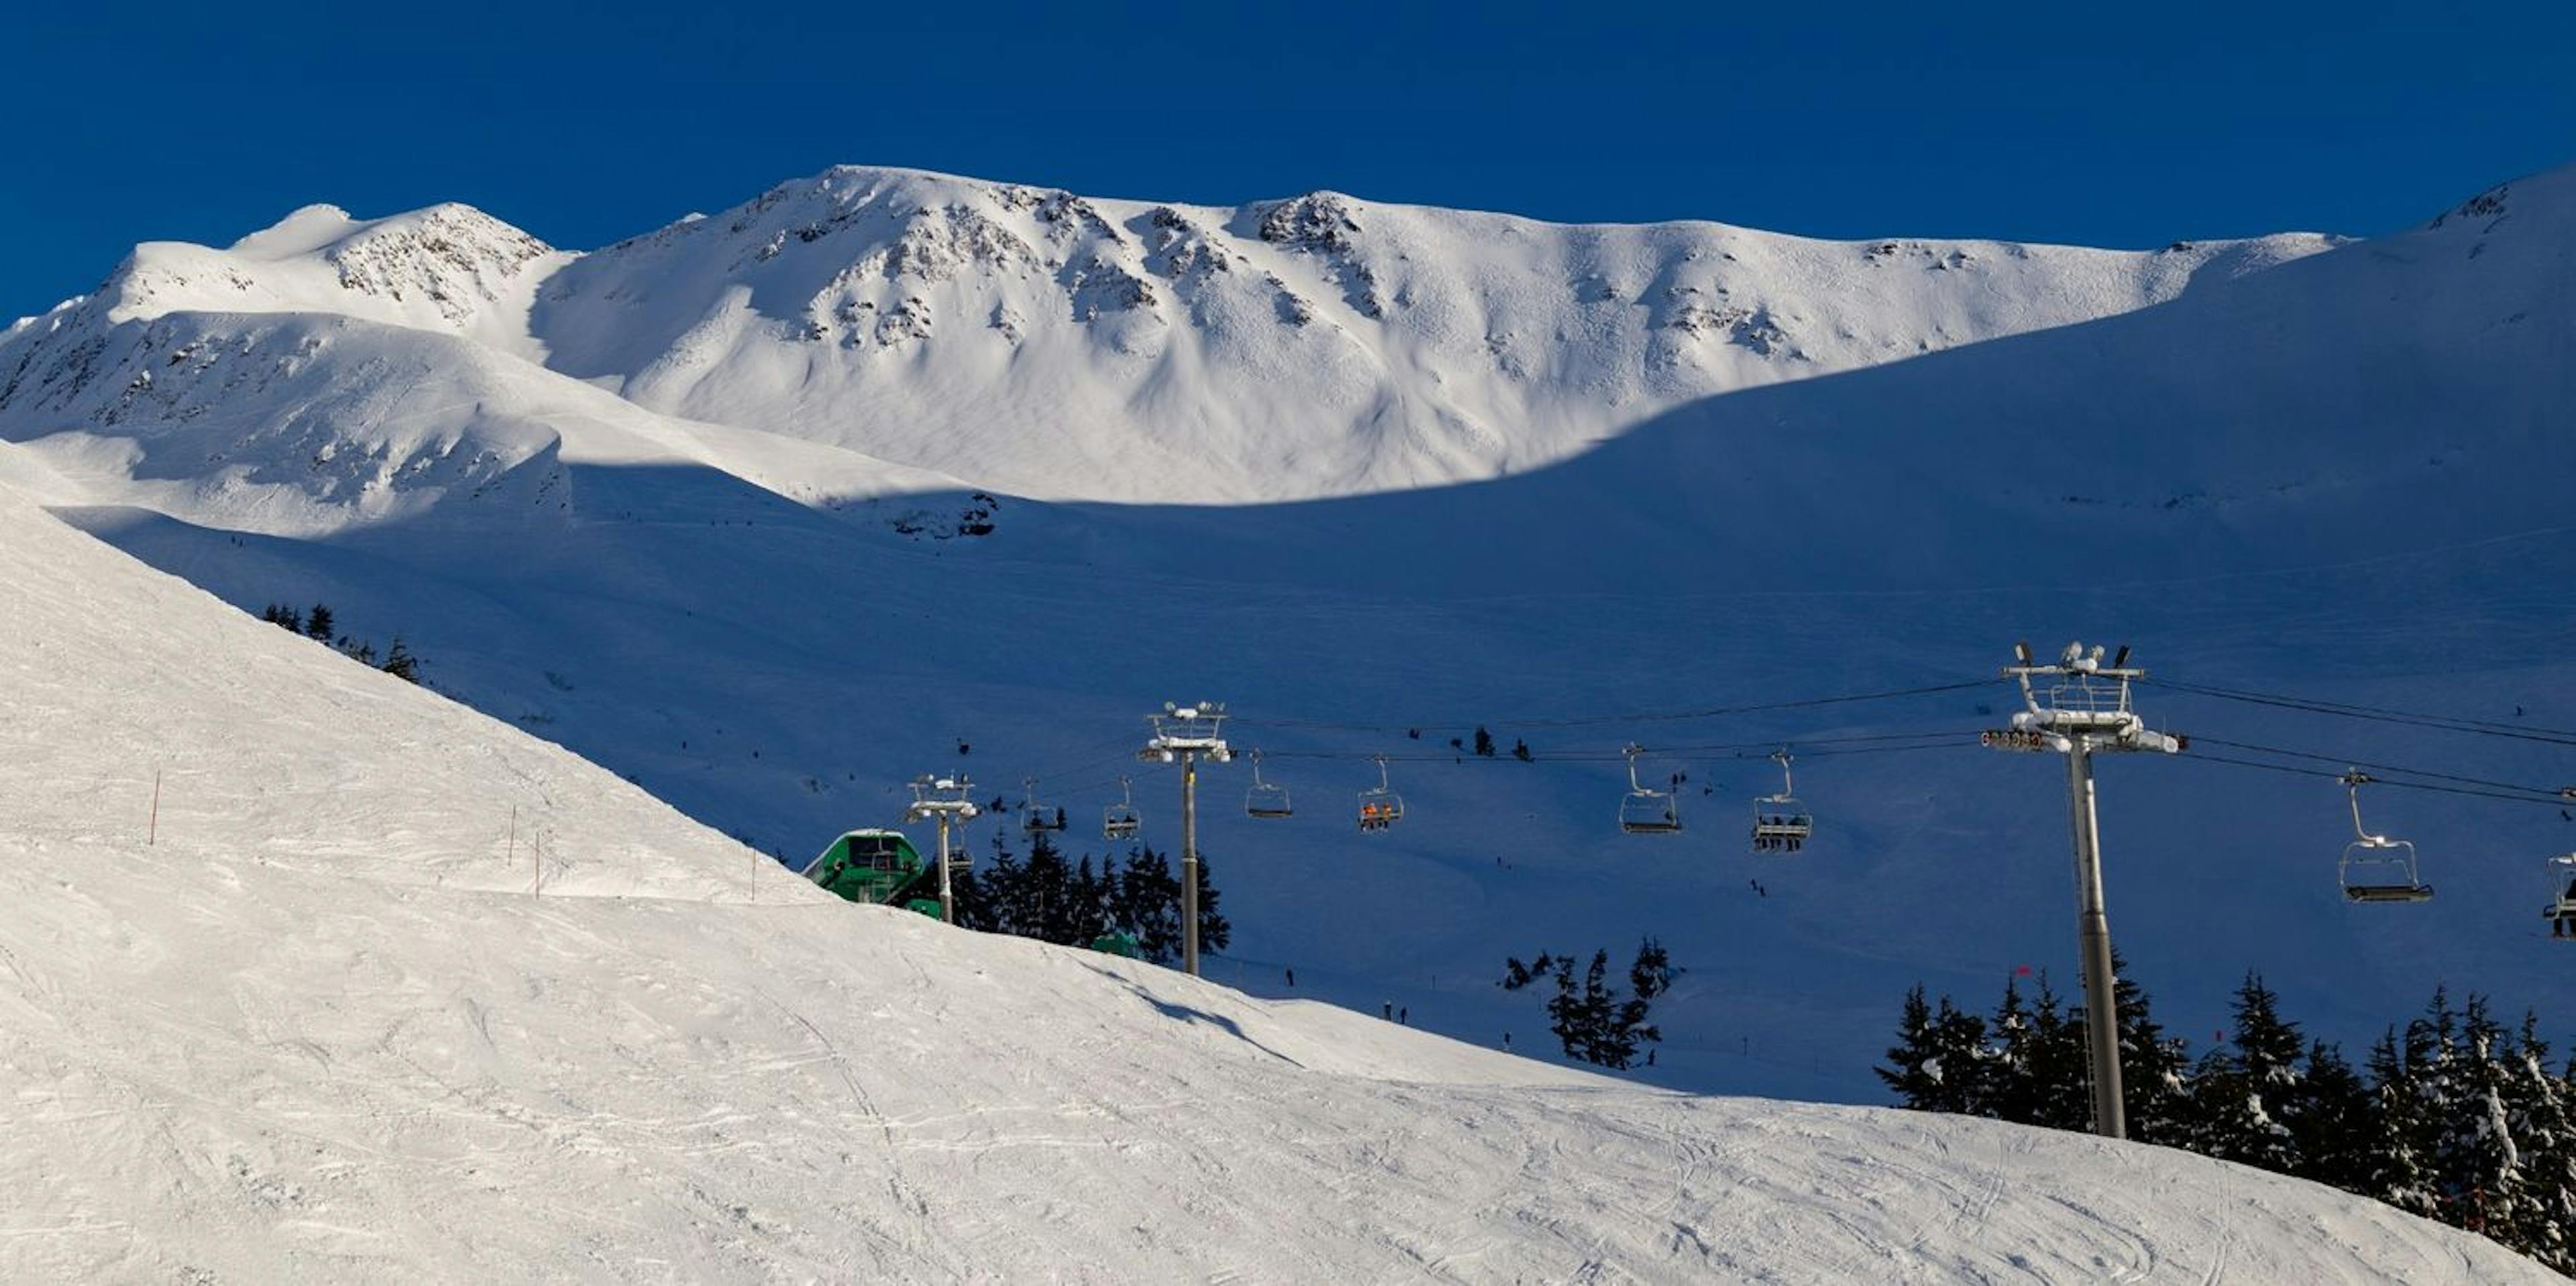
[6,0,2569,315]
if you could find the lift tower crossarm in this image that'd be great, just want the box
[904,775,981,926]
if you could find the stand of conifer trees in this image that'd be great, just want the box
[947,830,1228,967]
[258,600,421,683]
[1880,963,2575,1272]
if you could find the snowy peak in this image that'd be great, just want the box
[225,202,368,258]
[88,200,562,348]
[516,164,2347,502]
[305,203,555,325]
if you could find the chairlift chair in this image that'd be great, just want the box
[1358,754,1404,833]
[2338,771,2431,903]
[1103,775,1142,841]
[2544,854,2576,939]
[1618,743,1682,835]
[1750,750,1814,853]
[1245,749,1293,820]
[1022,778,1067,835]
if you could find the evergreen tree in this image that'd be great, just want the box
[1575,950,1623,1065]
[1191,854,1230,955]
[1501,953,1560,993]
[1880,992,1996,1115]
[1984,975,2043,1124]
[1501,944,1668,1071]
[1604,938,1675,1068]
[2369,992,2454,1221]
[1523,953,1582,1058]
[1501,951,1578,1054]
[1071,856,1113,944]
[2025,971,2093,1132]
[2439,997,2528,1242]
[305,602,335,642]
[2500,1013,2576,1272]
[2294,1040,2380,1197]
[1473,726,1496,757]
[1878,985,1946,1108]
[1019,831,1078,943]
[979,833,1028,936]
[380,636,421,683]
[1512,738,1533,762]
[1115,847,1183,964]
[2186,973,2306,1175]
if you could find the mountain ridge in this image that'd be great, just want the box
[3,162,2349,515]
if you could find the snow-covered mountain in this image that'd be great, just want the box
[0,480,2543,1281]
[2,164,2337,518]
[0,160,2569,1133]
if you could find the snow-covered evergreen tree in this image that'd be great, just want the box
[2368,992,2453,1221]
[2185,973,2306,1174]
[1878,986,1945,1109]
[2498,1013,2575,1272]
[1984,975,2043,1124]
[2440,998,2529,1244]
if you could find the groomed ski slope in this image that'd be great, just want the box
[0,481,2541,1282]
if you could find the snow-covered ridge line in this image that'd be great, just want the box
[1,162,2347,519]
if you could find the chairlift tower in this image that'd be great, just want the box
[904,774,981,925]
[1984,641,2184,1141]
[1140,702,1232,977]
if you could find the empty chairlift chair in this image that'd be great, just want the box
[1619,743,1682,835]
[1358,754,1404,833]
[1245,750,1294,820]
[2339,771,2431,903]
[2545,854,2576,939]
[1103,775,1142,841]
[1750,750,1814,854]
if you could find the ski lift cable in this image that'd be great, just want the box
[1646,729,1983,757]
[1257,734,1980,764]
[1016,737,1155,790]
[2149,679,2576,748]
[1233,678,2008,735]
[2179,734,2576,800]
[1259,736,1974,763]
[2176,750,2575,808]
[2157,678,2576,738]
